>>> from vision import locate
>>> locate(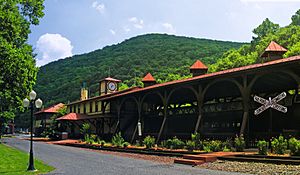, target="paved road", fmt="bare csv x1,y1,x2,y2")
3,137,248,175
